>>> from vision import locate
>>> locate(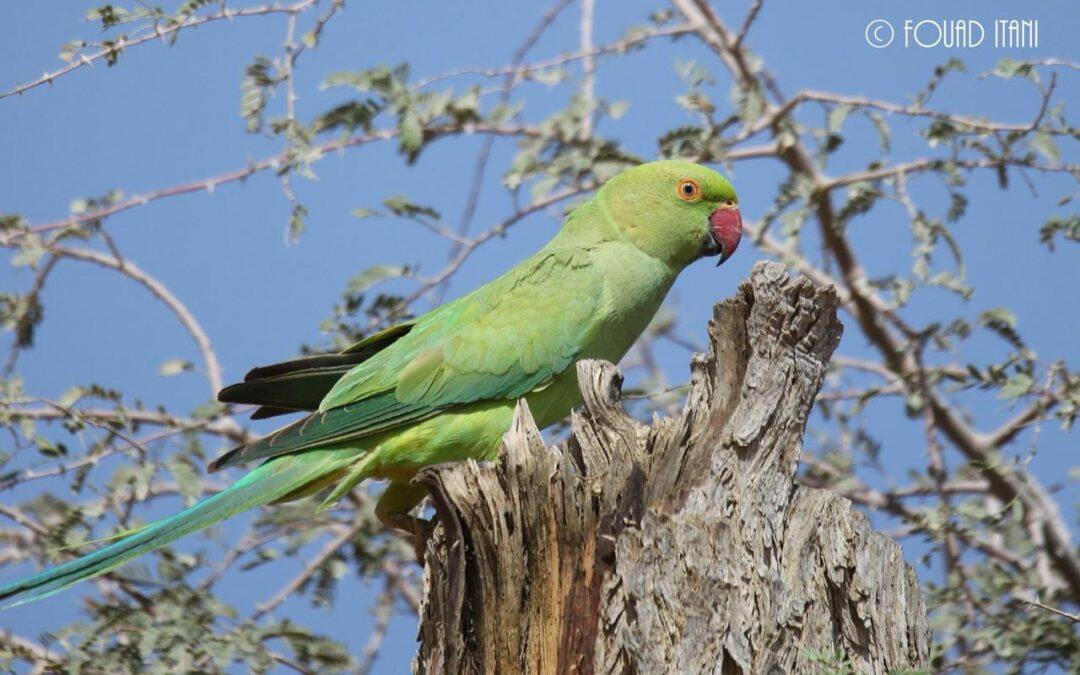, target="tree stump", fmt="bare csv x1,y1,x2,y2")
413,262,931,674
